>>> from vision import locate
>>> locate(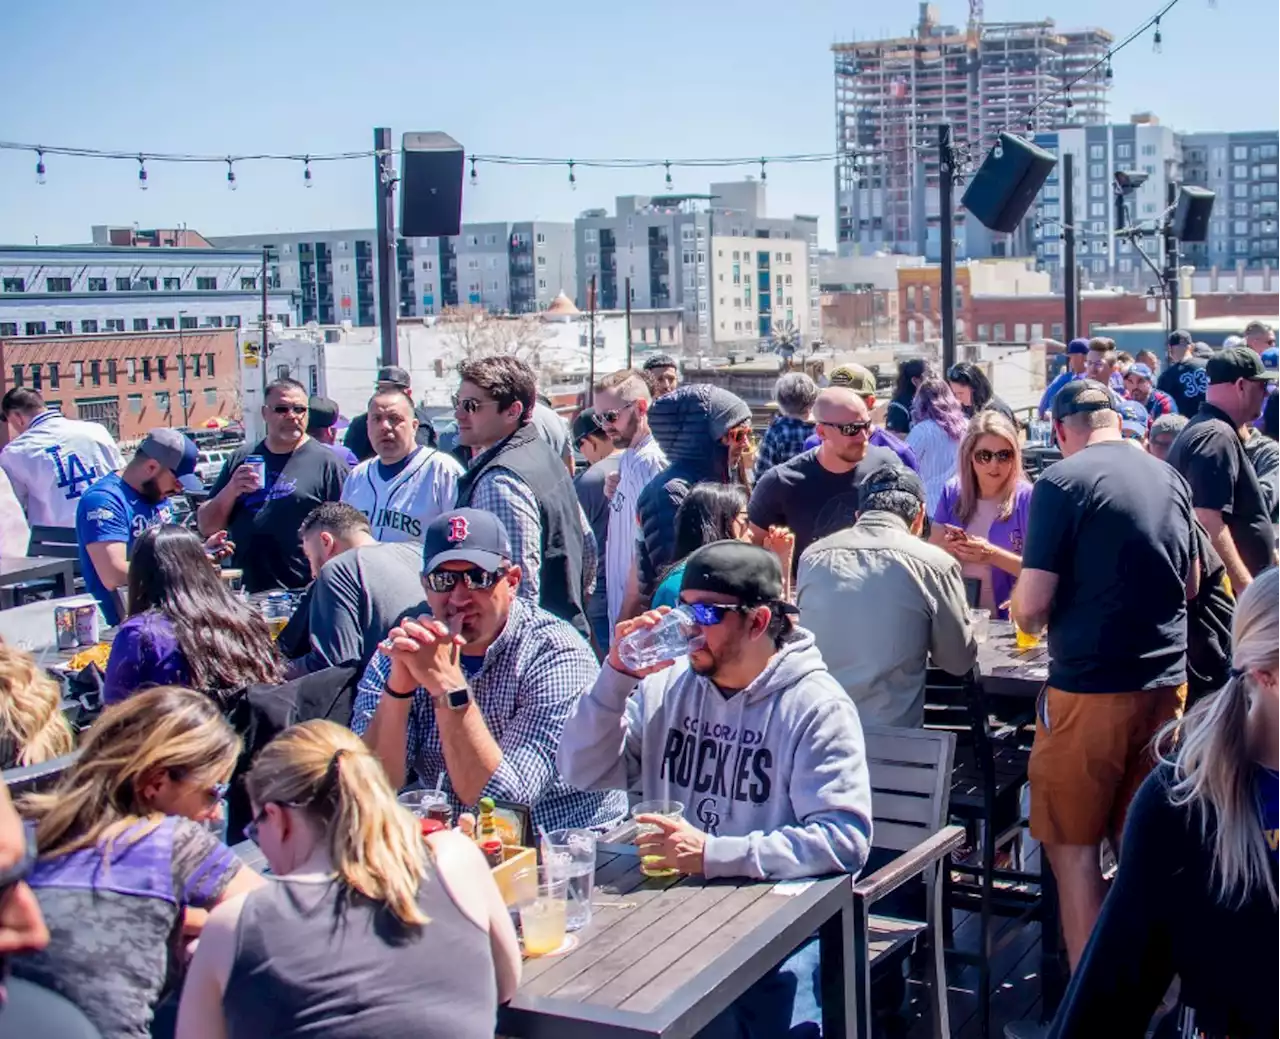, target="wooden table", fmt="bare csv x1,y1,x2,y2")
0,555,76,609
